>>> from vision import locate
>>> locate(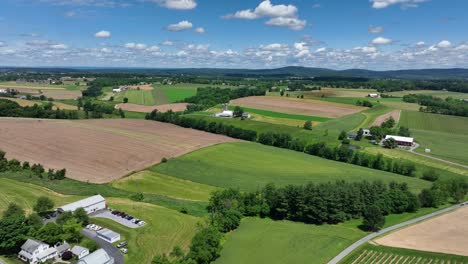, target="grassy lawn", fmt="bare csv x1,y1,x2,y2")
215,217,366,264
412,129,468,165
115,90,155,105
152,142,431,193
91,198,199,264
0,178,79,214
161,87,196,103
111,170,219,201
341,244,468,264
